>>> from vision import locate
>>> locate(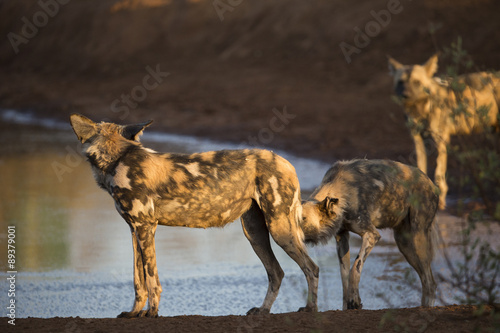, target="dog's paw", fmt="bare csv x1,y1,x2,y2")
118,309,157,318
137,310,148,317
246,307,270,315
144,309,159,318
117,311,140,319
346,299,363,310
297,305,318,313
